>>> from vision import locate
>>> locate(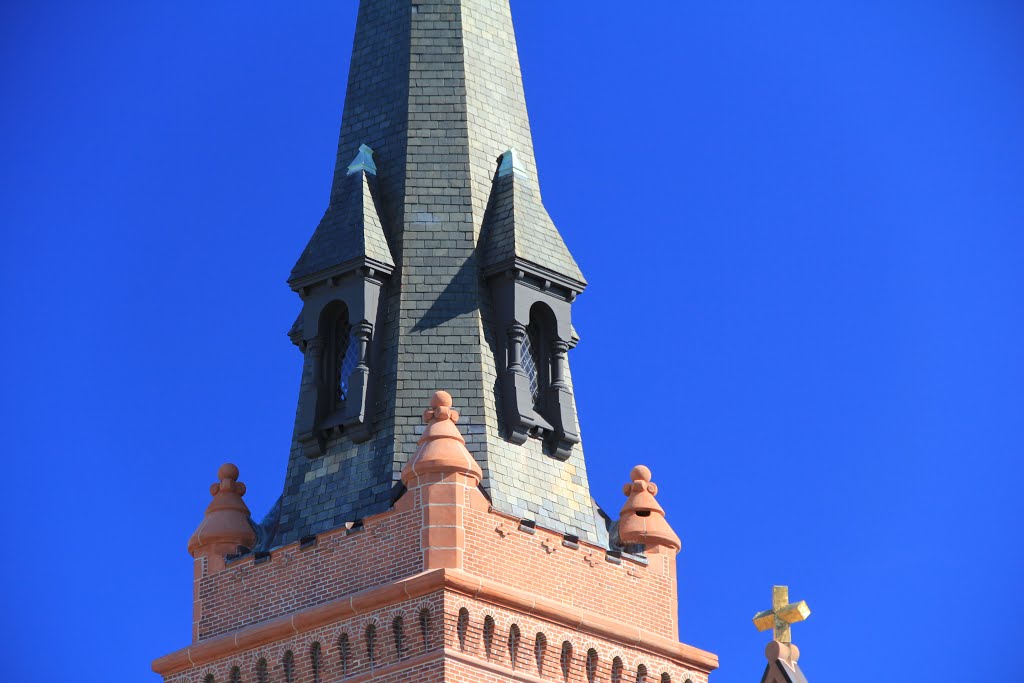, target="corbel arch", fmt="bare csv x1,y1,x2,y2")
363,621,379,666
456,607,472,652
416,603,434,650
482,614,497,659
334,630,353,676
534,631,549,676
